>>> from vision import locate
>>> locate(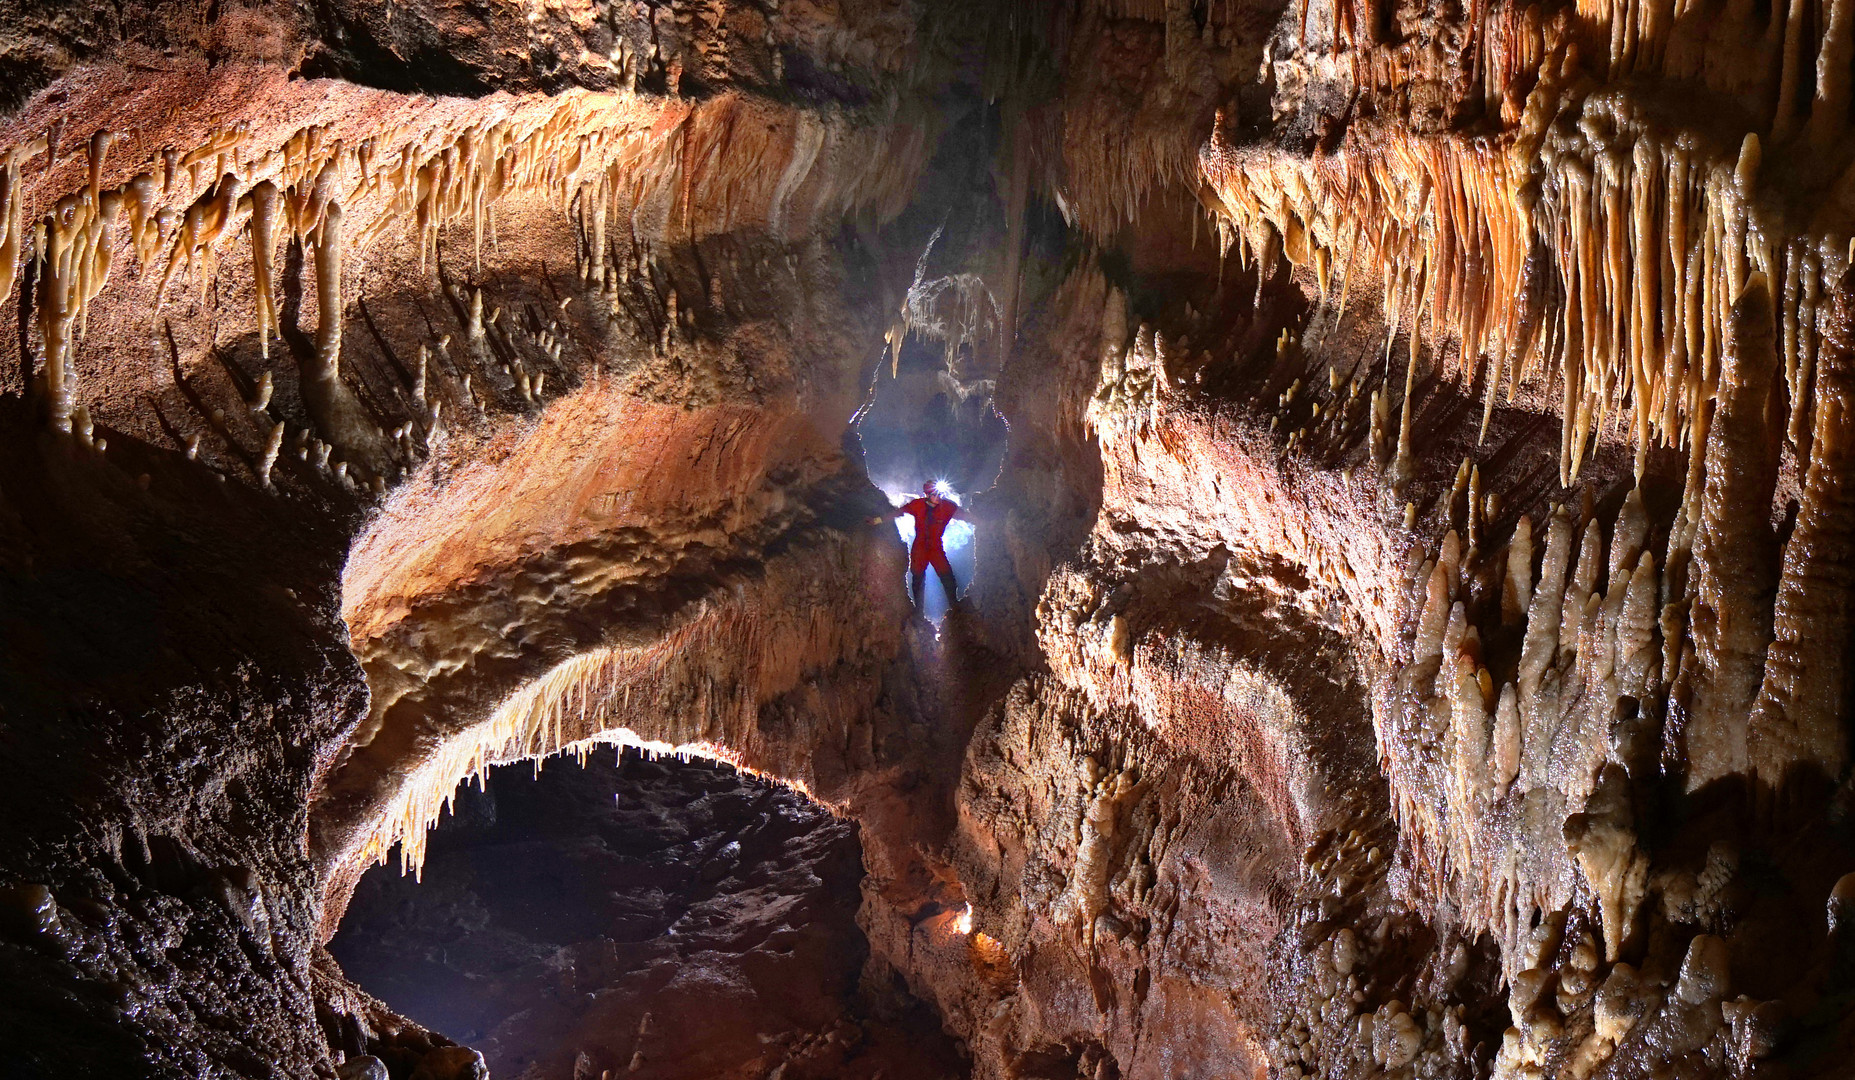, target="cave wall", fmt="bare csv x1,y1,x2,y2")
4,0,1855,1078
